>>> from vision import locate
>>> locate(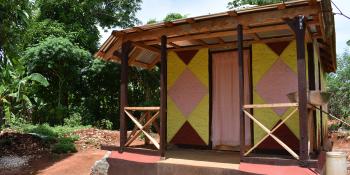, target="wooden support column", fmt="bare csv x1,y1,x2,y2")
237,24,245,159
160,35,167,157
286,16,309,163
120,41,131,152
